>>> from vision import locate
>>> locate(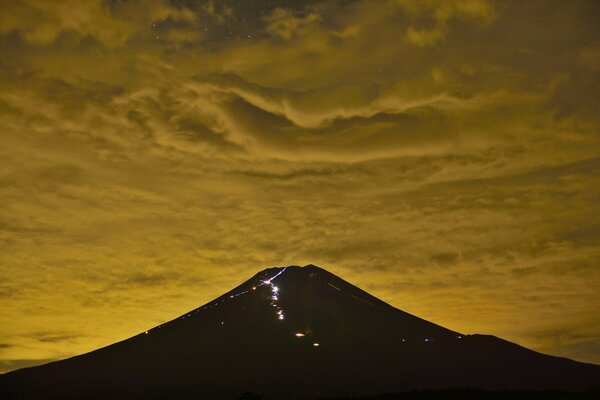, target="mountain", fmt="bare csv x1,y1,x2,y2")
1,264,599,399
